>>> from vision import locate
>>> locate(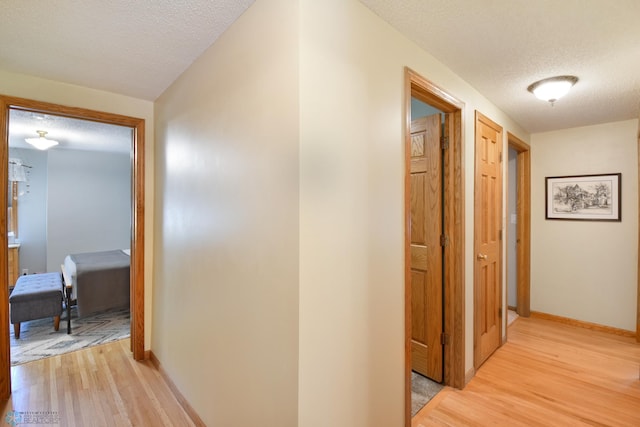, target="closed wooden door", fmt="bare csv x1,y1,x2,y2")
410,113,443,382
474,112,503,369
